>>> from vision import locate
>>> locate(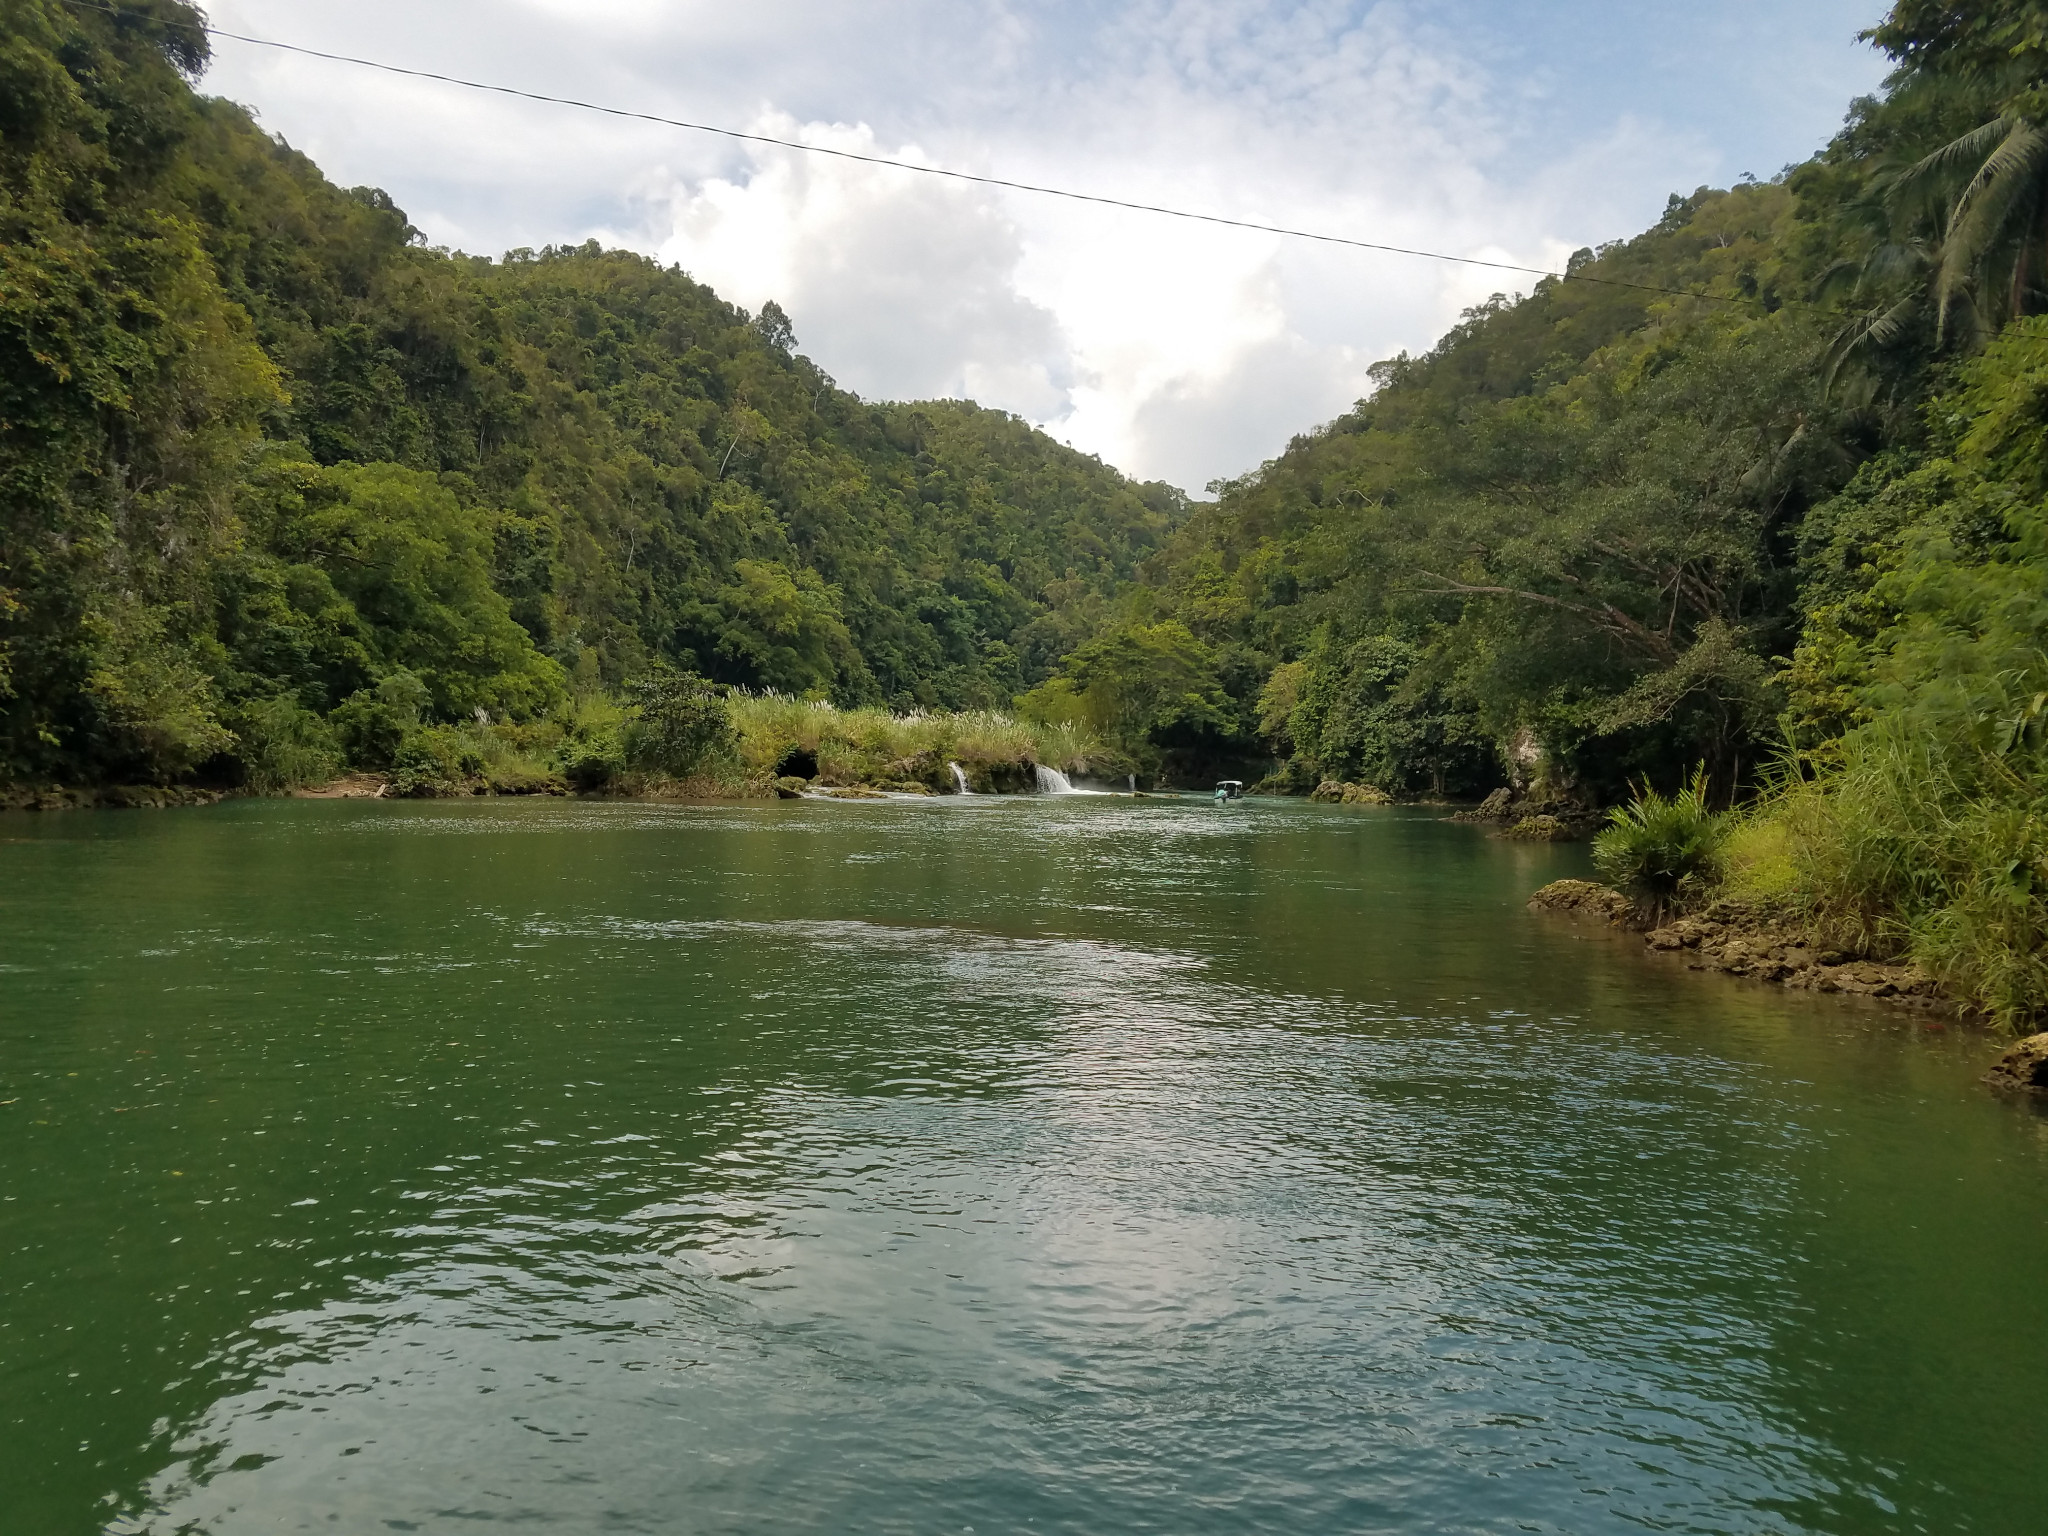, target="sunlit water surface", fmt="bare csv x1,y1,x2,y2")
2,796,2045,1534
